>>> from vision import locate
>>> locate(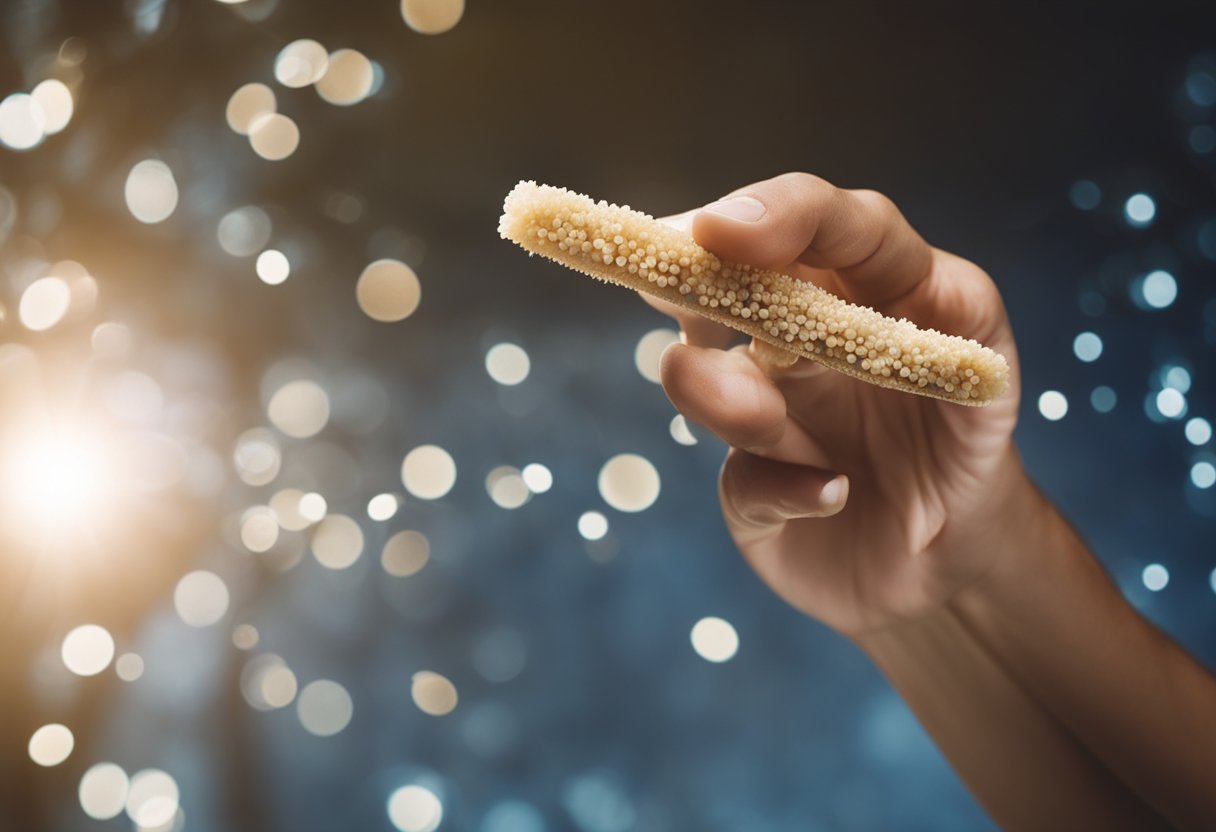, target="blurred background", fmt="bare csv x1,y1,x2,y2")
1,0,1214,830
